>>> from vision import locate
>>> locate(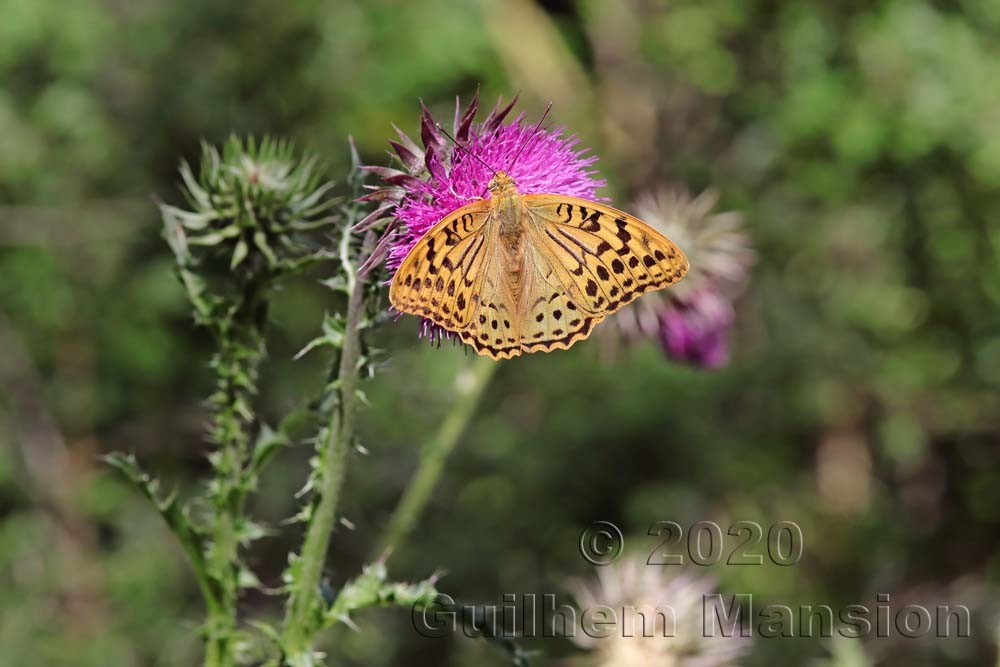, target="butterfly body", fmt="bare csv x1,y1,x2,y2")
489,172,524,235
390,172,689,360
